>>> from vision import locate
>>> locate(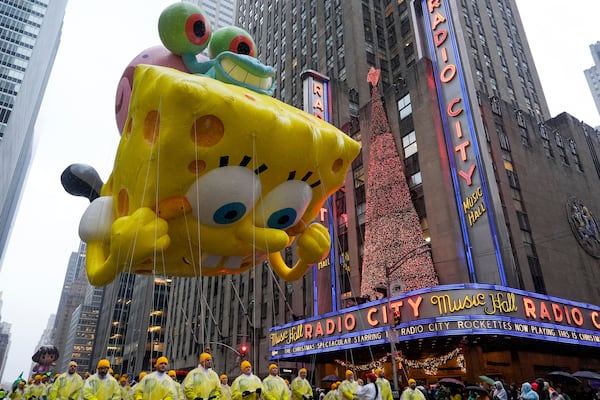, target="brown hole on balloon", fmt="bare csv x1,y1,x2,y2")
144,110,160,143
188,160,206,174
106,178,114,194
125,118,133,139
244,93,257,101
117,189,129,217
191,115,224,147
332,158,344,173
